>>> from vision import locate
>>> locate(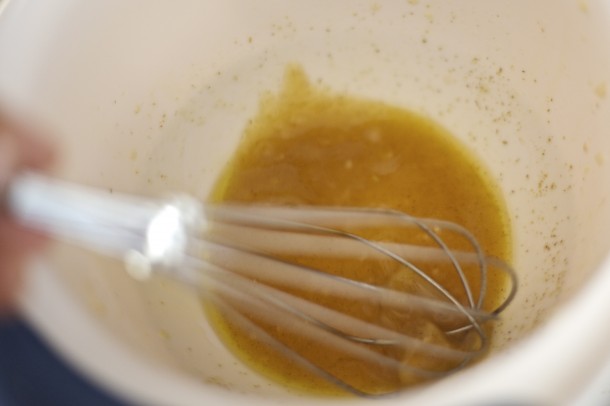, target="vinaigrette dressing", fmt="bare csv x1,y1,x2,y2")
205,66,512,396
